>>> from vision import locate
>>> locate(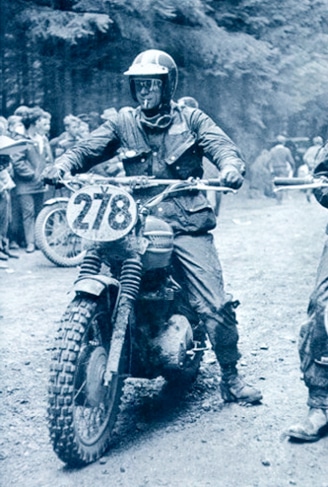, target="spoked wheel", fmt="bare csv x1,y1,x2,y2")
48,296,126,466
35,201,86,267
